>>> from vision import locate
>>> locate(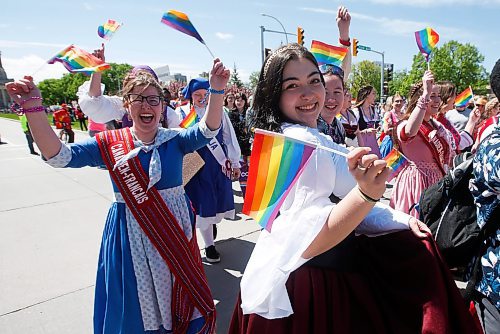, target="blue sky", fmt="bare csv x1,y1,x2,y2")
1,0,499,83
